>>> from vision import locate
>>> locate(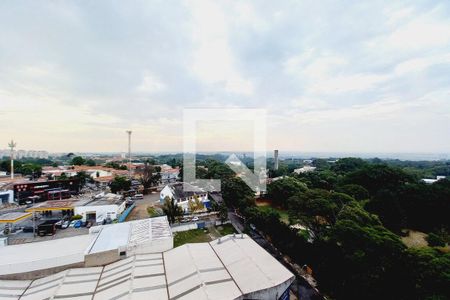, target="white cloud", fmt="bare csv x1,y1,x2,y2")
0,1,449,153
188,0,254,96
137,71,165,93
